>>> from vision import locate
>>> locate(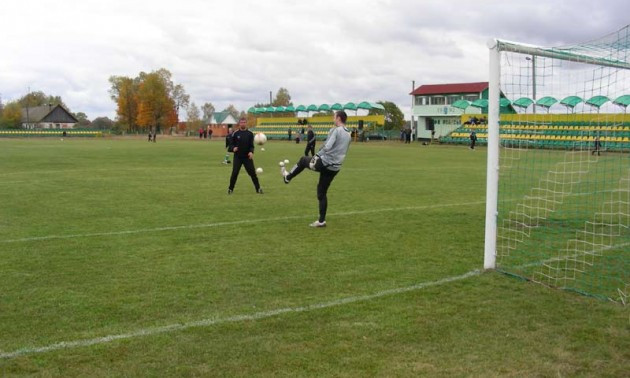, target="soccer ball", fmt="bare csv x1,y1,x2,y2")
278,161,285,167
261,147,265,151
284,159,289,164
256,167,263,174
254,133,267,145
